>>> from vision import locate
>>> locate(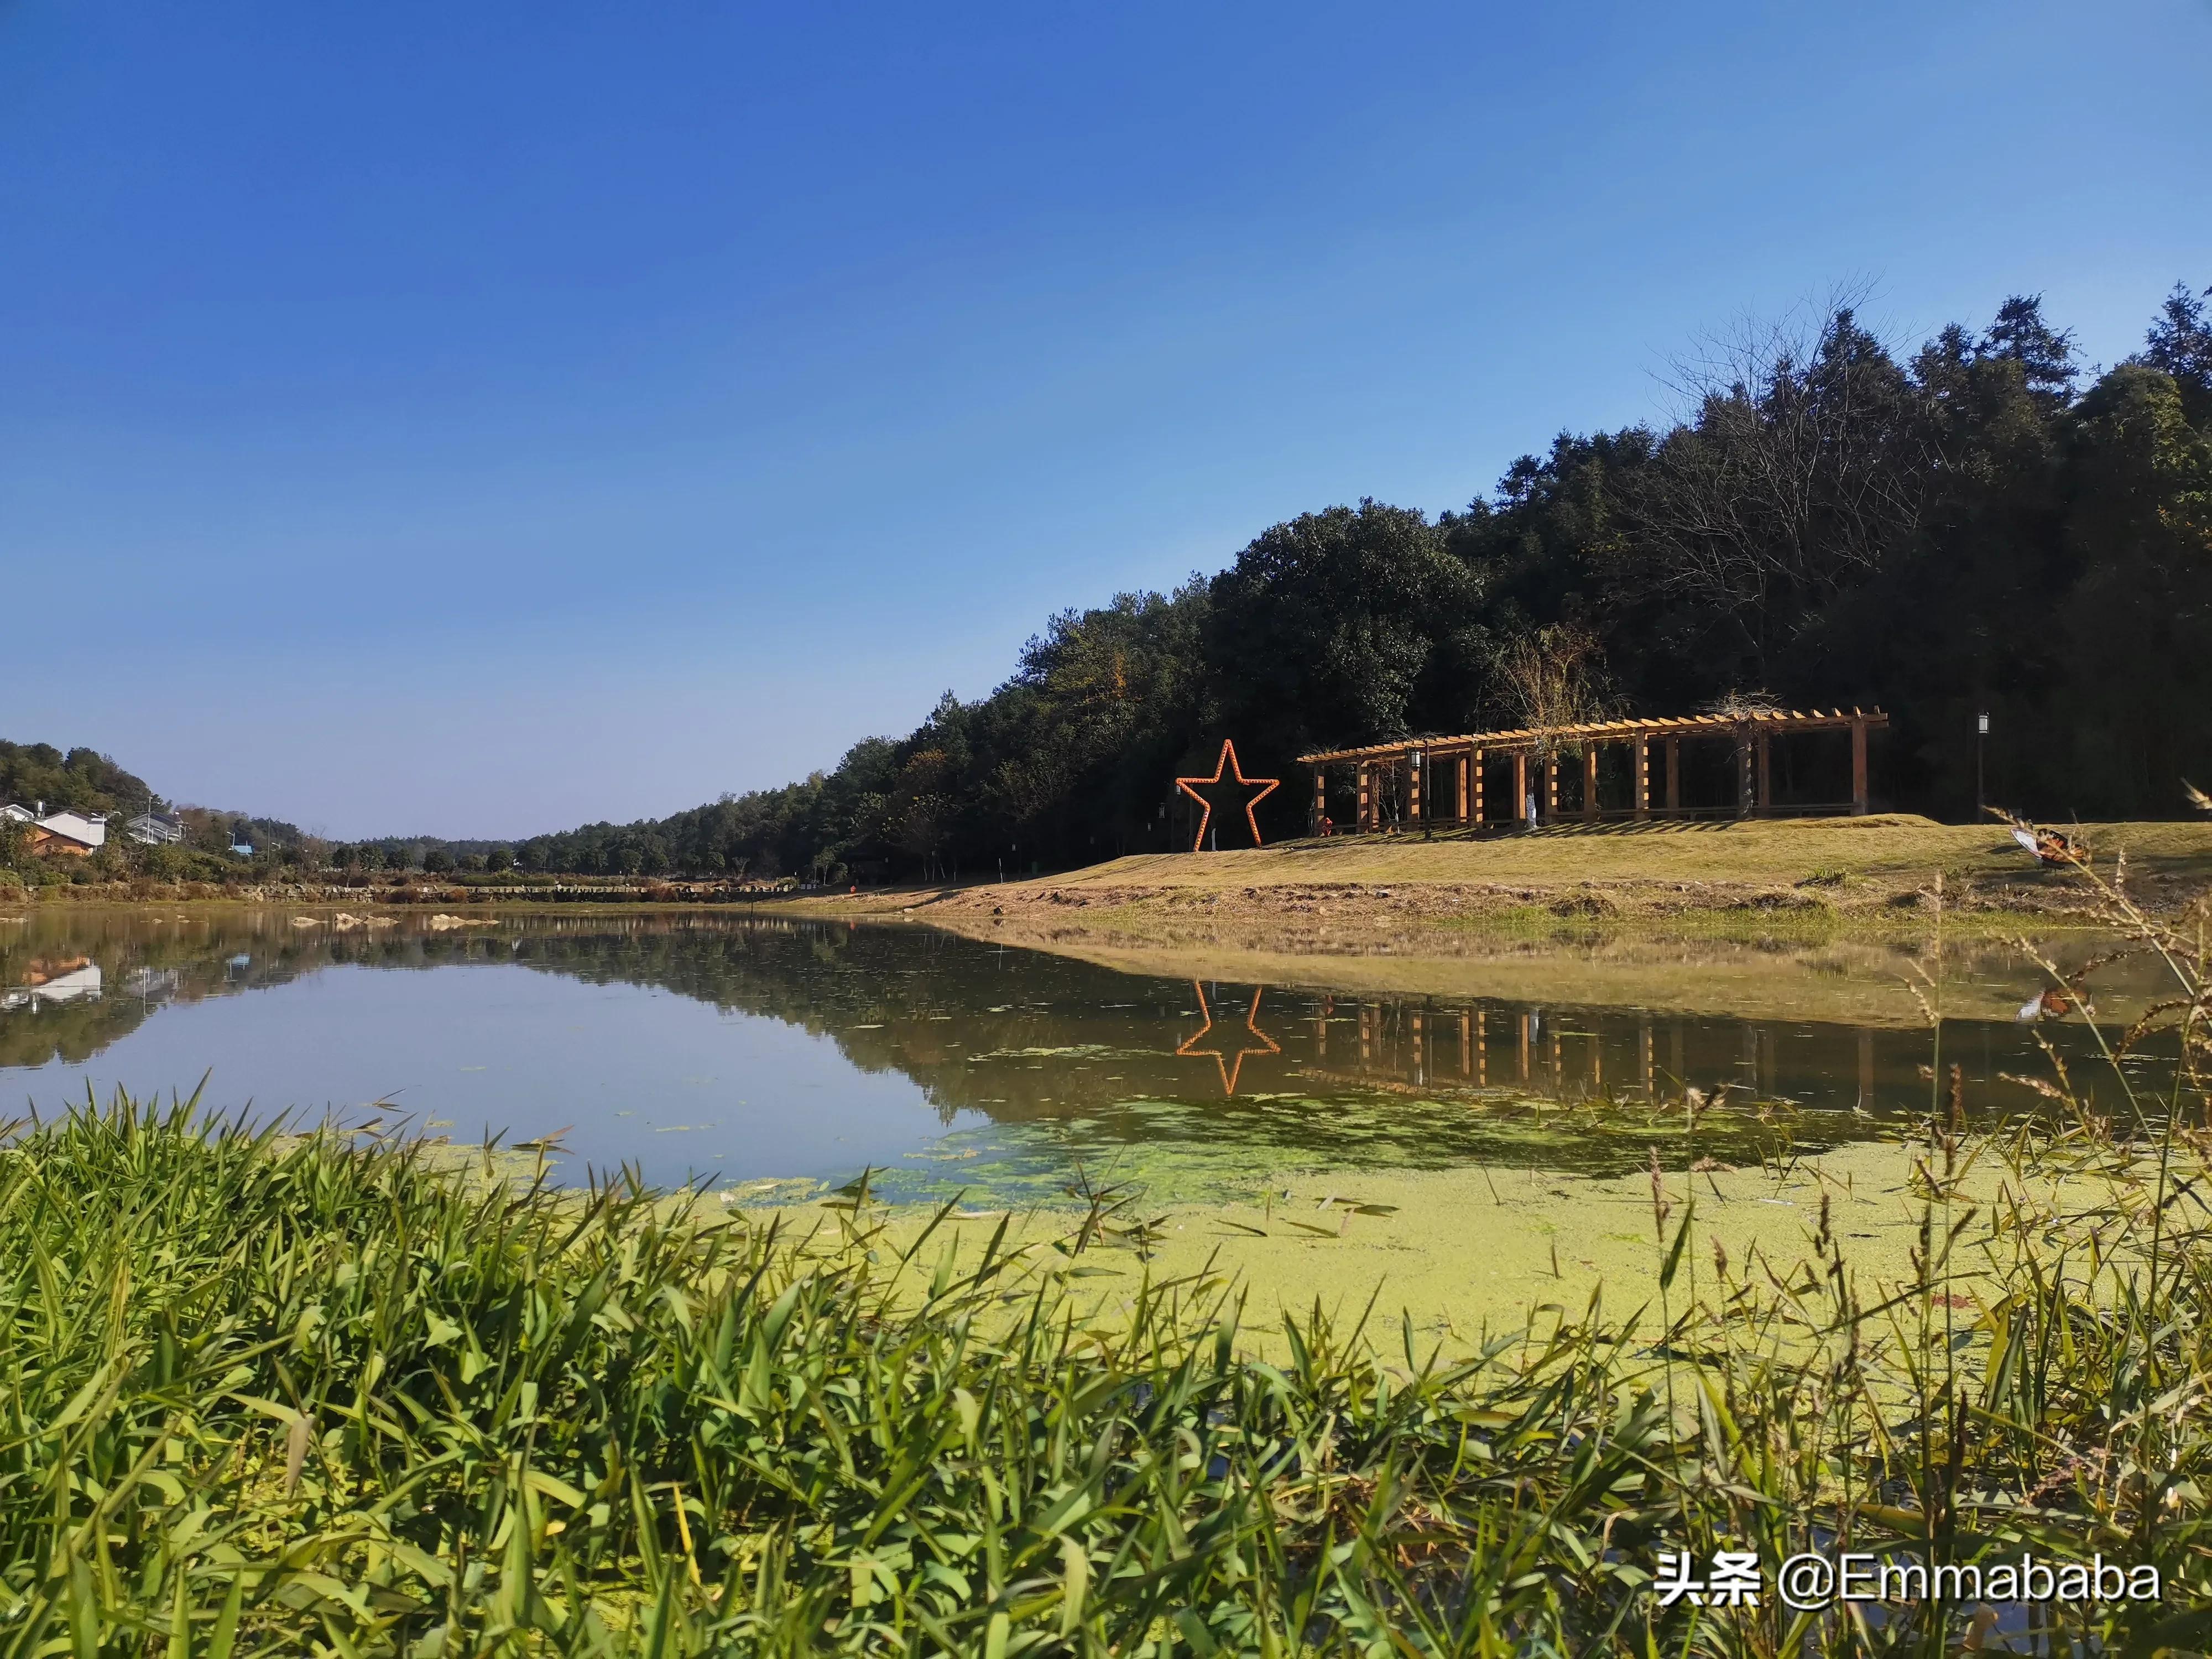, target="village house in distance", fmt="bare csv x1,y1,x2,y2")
0,801,111,855
125,810,185,846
